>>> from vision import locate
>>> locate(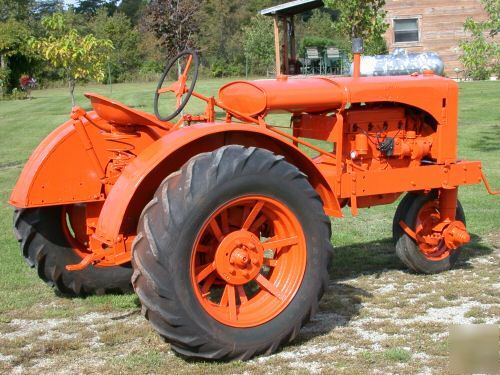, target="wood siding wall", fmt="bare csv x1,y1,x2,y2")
383,0,489,76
